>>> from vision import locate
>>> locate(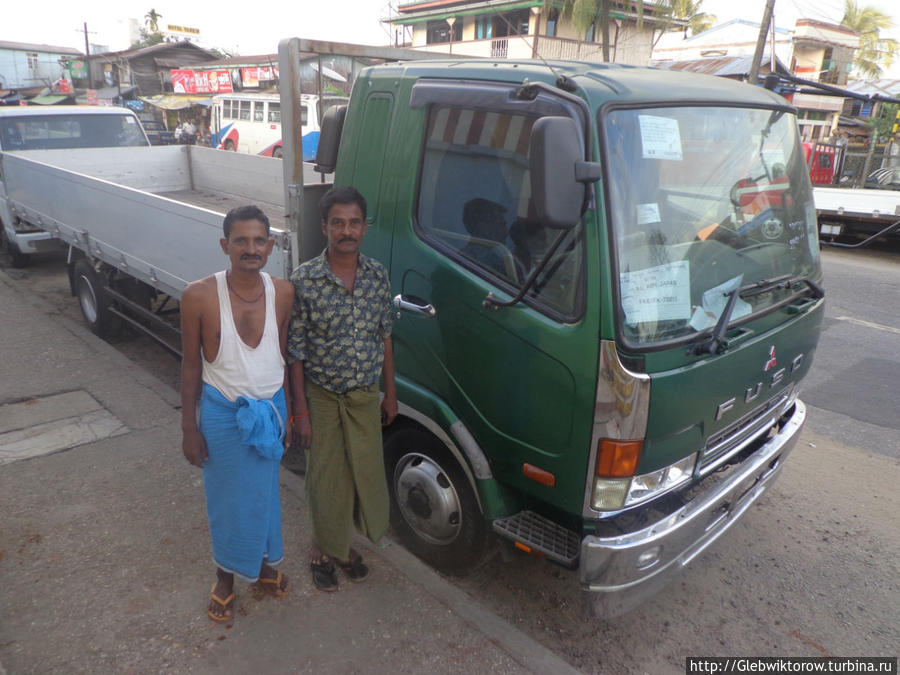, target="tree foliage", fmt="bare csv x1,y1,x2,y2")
841,0,898,78
546,0,715,59
130,8,167,49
